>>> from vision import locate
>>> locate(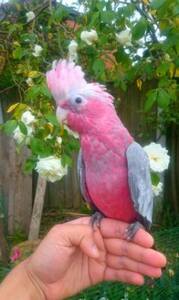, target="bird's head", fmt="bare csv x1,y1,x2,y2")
46,60,114,134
